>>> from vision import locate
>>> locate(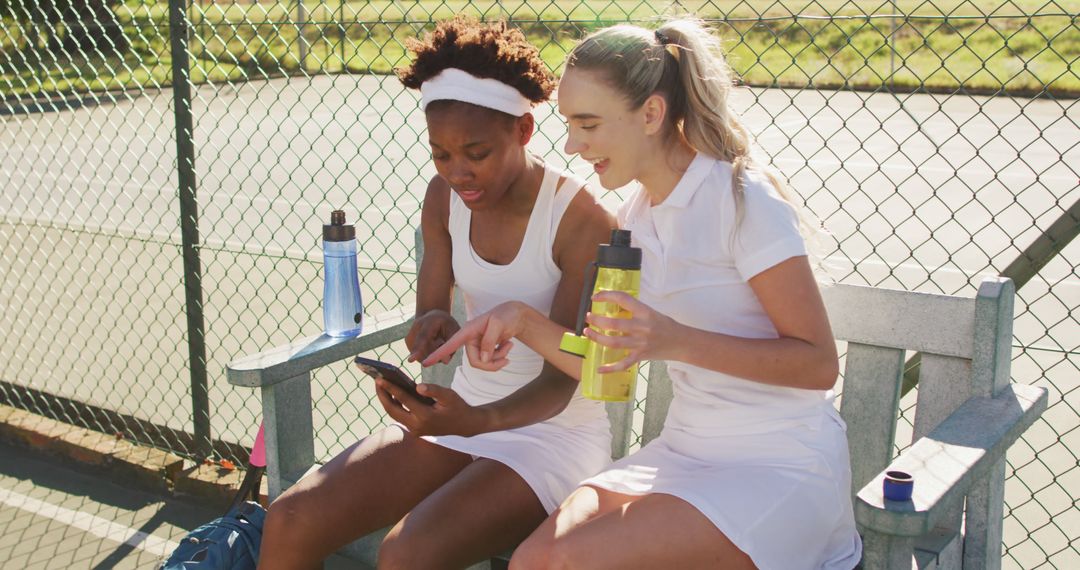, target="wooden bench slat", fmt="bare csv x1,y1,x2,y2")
840,342,905,492
606,400,633,461
641,360,672,448
913,354,973,444
912,353,975,544
823,284,976,358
